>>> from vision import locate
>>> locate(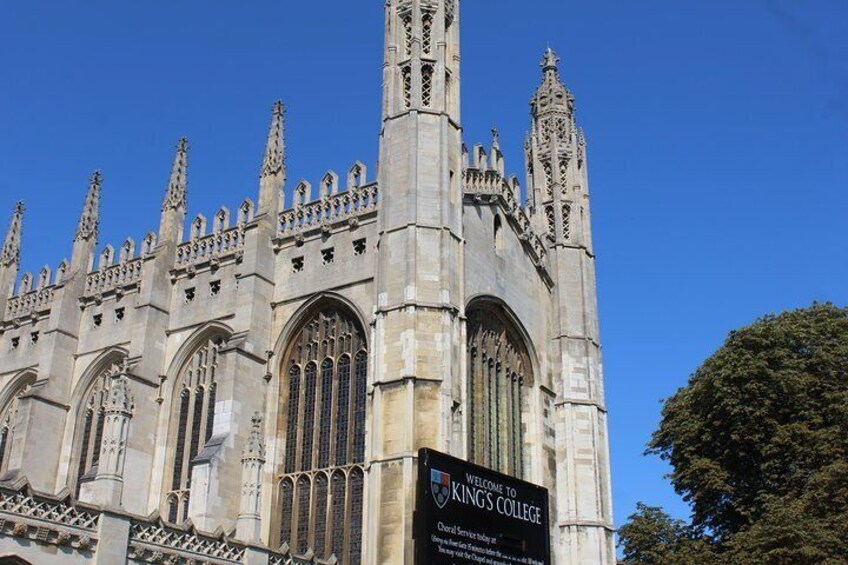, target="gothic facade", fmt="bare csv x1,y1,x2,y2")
0,1,614,563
